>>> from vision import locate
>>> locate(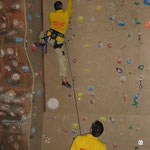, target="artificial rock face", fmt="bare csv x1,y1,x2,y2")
0,1,33,150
